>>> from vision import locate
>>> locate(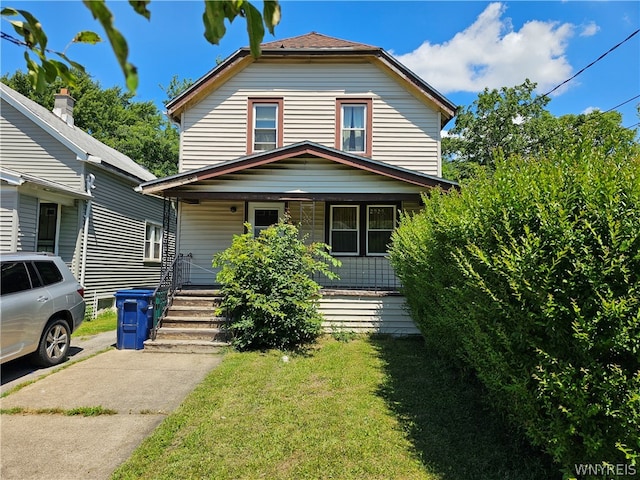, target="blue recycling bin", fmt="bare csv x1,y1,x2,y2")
115,289,154,350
